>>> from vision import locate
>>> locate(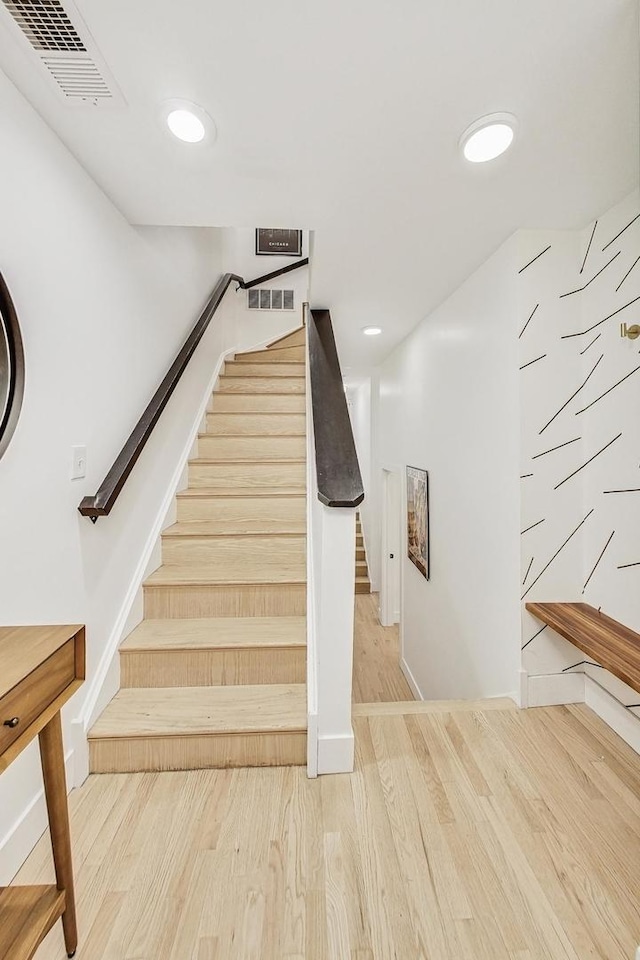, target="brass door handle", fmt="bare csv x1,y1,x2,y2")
3,717,19,728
